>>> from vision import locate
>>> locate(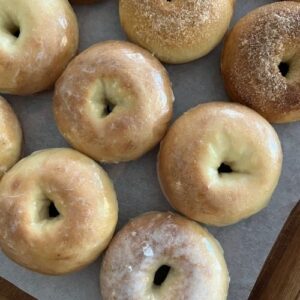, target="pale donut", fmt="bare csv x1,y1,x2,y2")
0,96,22,177
158,102,283,226
0,0,79,95
221,2,300,123
100,212,229,300
119,0,235,64
54,41,174,163
0,148,118,275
